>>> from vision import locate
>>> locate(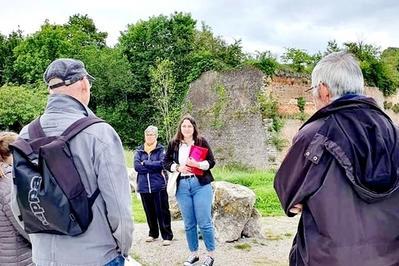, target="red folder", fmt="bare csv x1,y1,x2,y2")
189,145,208,176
